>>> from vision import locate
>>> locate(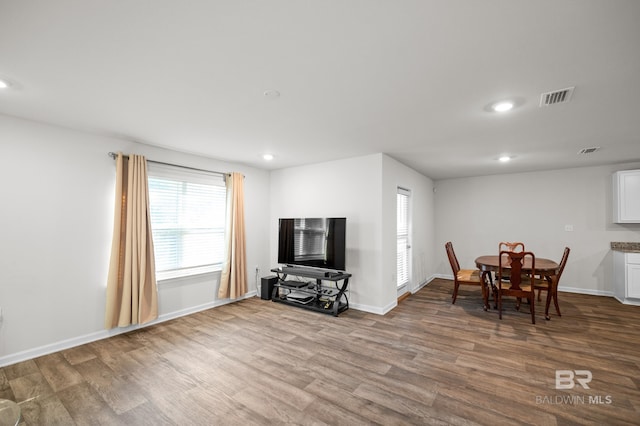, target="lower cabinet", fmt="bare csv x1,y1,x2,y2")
627,260,640,299
613,251,640,305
